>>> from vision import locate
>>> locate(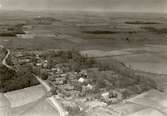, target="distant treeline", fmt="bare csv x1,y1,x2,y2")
0,24,25,37
142,26,167,34
125,21,161,25
83,30,136,35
